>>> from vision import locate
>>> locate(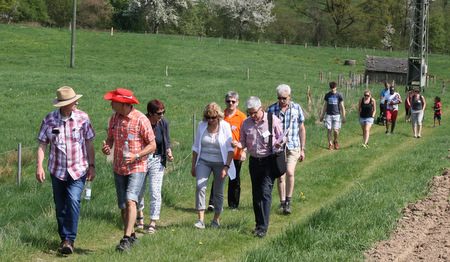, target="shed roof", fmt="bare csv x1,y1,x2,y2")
365,56,407,74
